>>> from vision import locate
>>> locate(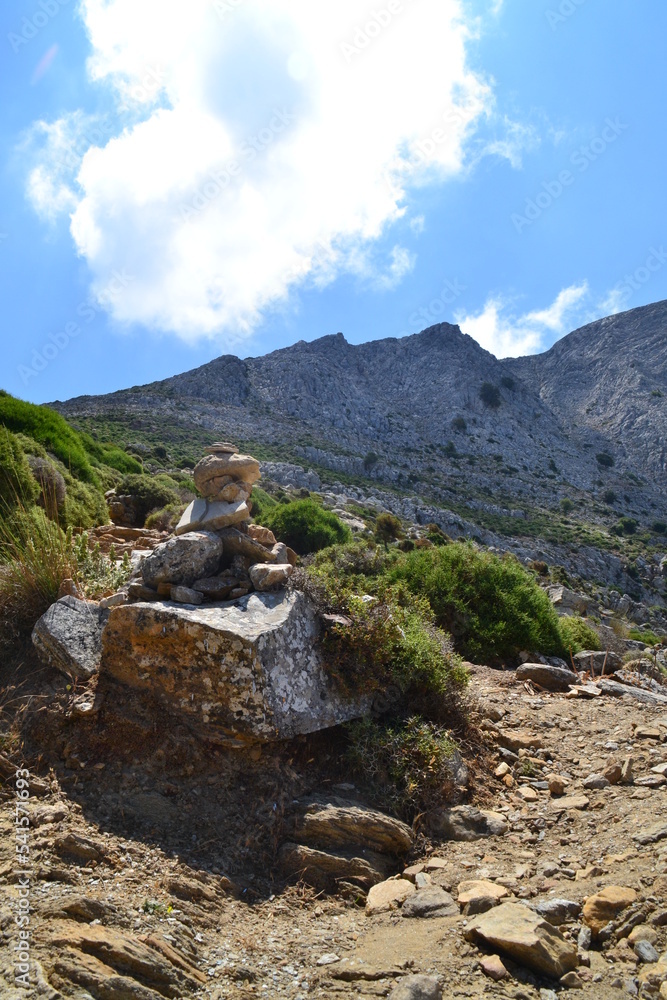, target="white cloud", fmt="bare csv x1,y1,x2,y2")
24,0,503,342
456,282,589,358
